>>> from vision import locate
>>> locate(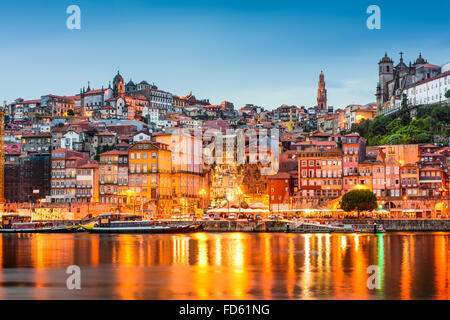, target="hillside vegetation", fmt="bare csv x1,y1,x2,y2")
353,94,450,146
